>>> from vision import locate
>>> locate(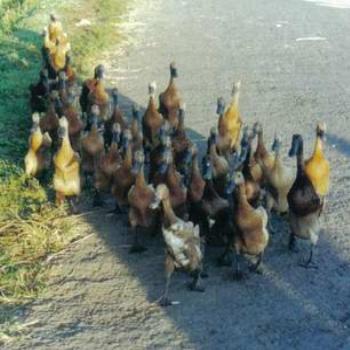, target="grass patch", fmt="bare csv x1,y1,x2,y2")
0,0,131,343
